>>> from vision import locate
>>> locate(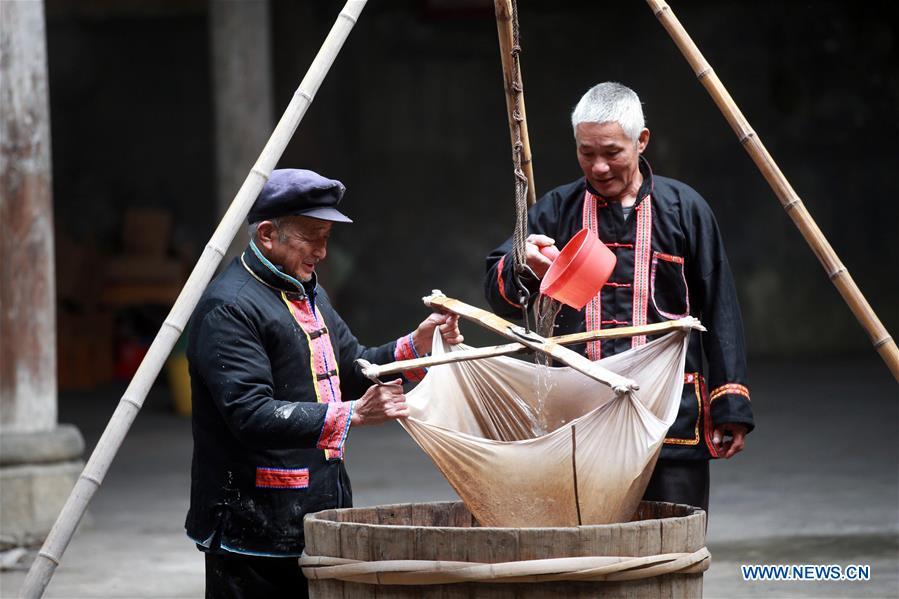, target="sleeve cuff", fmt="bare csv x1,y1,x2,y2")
394,334,427,382
316,401,355,455
496,254,523,308
709,384,755,433
709,383,750,403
